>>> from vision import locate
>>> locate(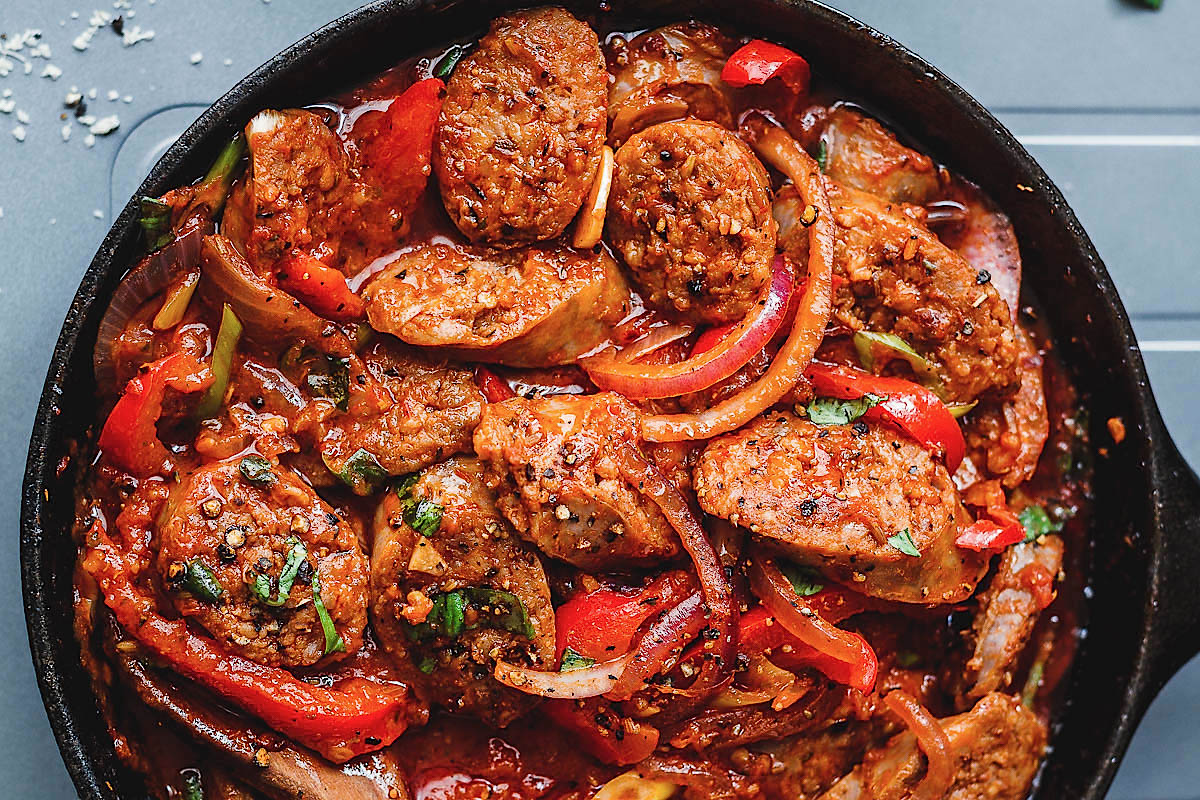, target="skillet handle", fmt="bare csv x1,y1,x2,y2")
1146,436,1200,694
